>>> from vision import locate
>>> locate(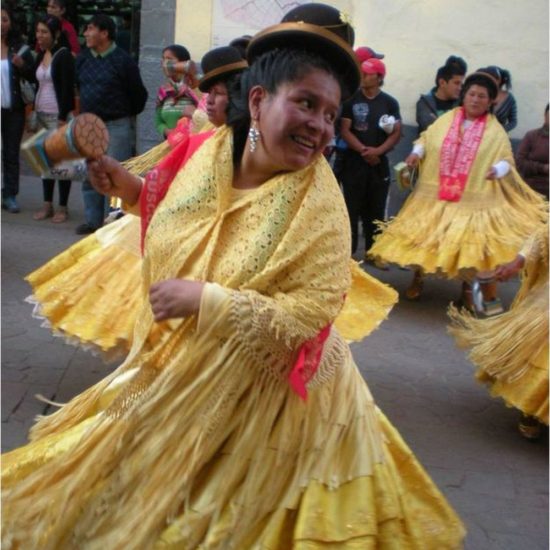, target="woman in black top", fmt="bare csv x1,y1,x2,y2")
1,7,35,213
485,65,518,133
32,14,75,223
